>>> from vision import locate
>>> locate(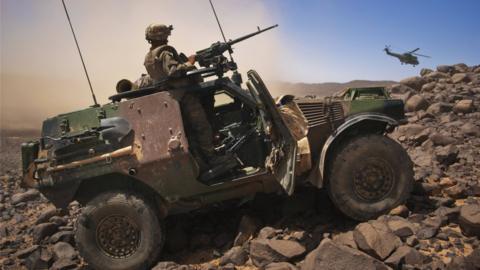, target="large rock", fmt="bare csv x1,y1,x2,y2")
11,189,39,205
384,246,425,268
459,204,480,237
421,81,436,92
302,239,389,270
219,246,248,266
353,220,402,260
453,99,474,113
250,239,306,268
405,95,429,112
420,68,433,77
400,76,427,91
